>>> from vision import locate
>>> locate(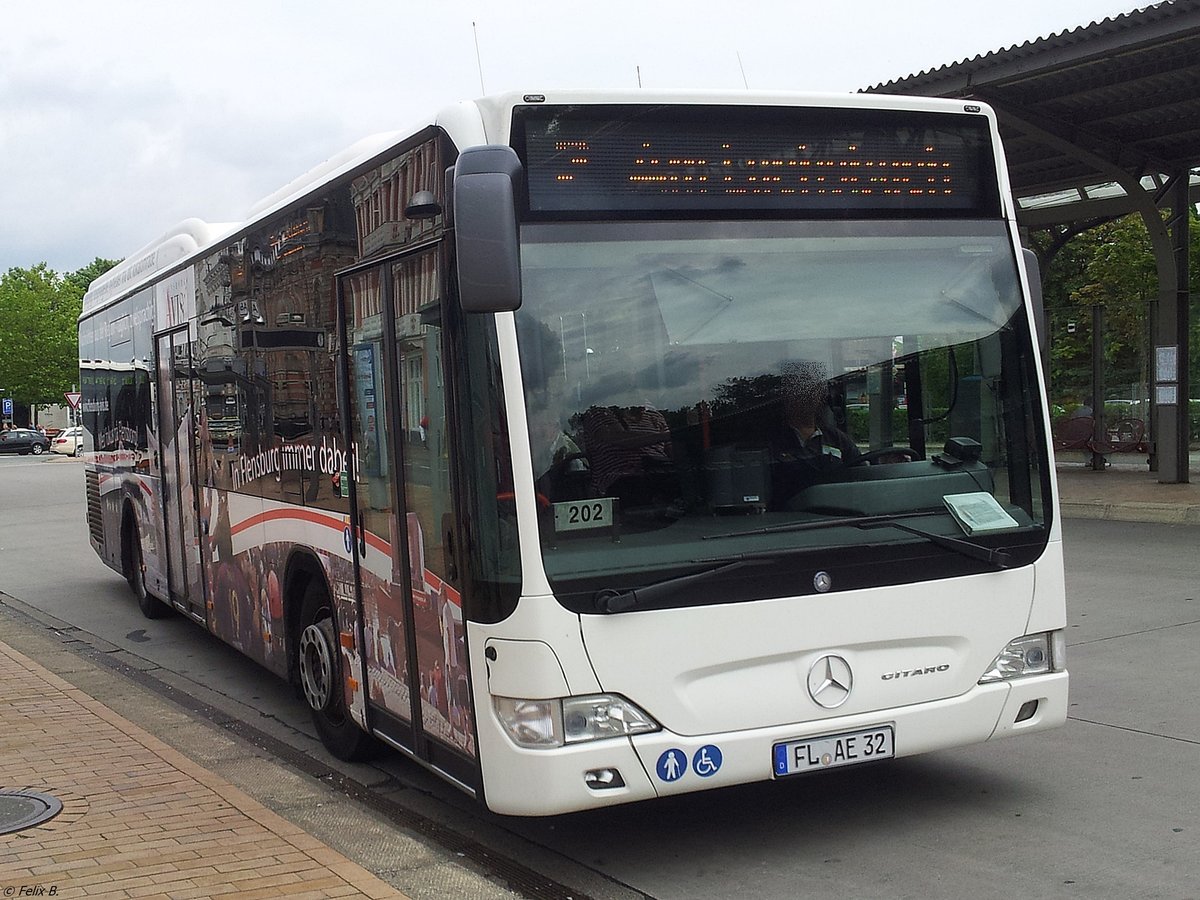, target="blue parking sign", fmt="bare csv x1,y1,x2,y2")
2,398,11,417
